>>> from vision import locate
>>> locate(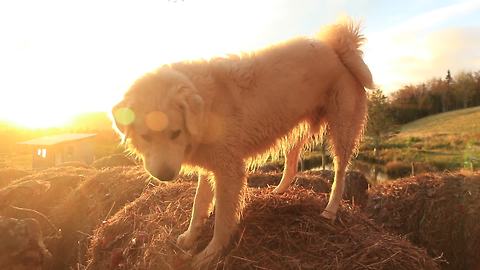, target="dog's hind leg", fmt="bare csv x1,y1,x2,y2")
322,82,367,220
273,136,308,194
177,173,215,250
